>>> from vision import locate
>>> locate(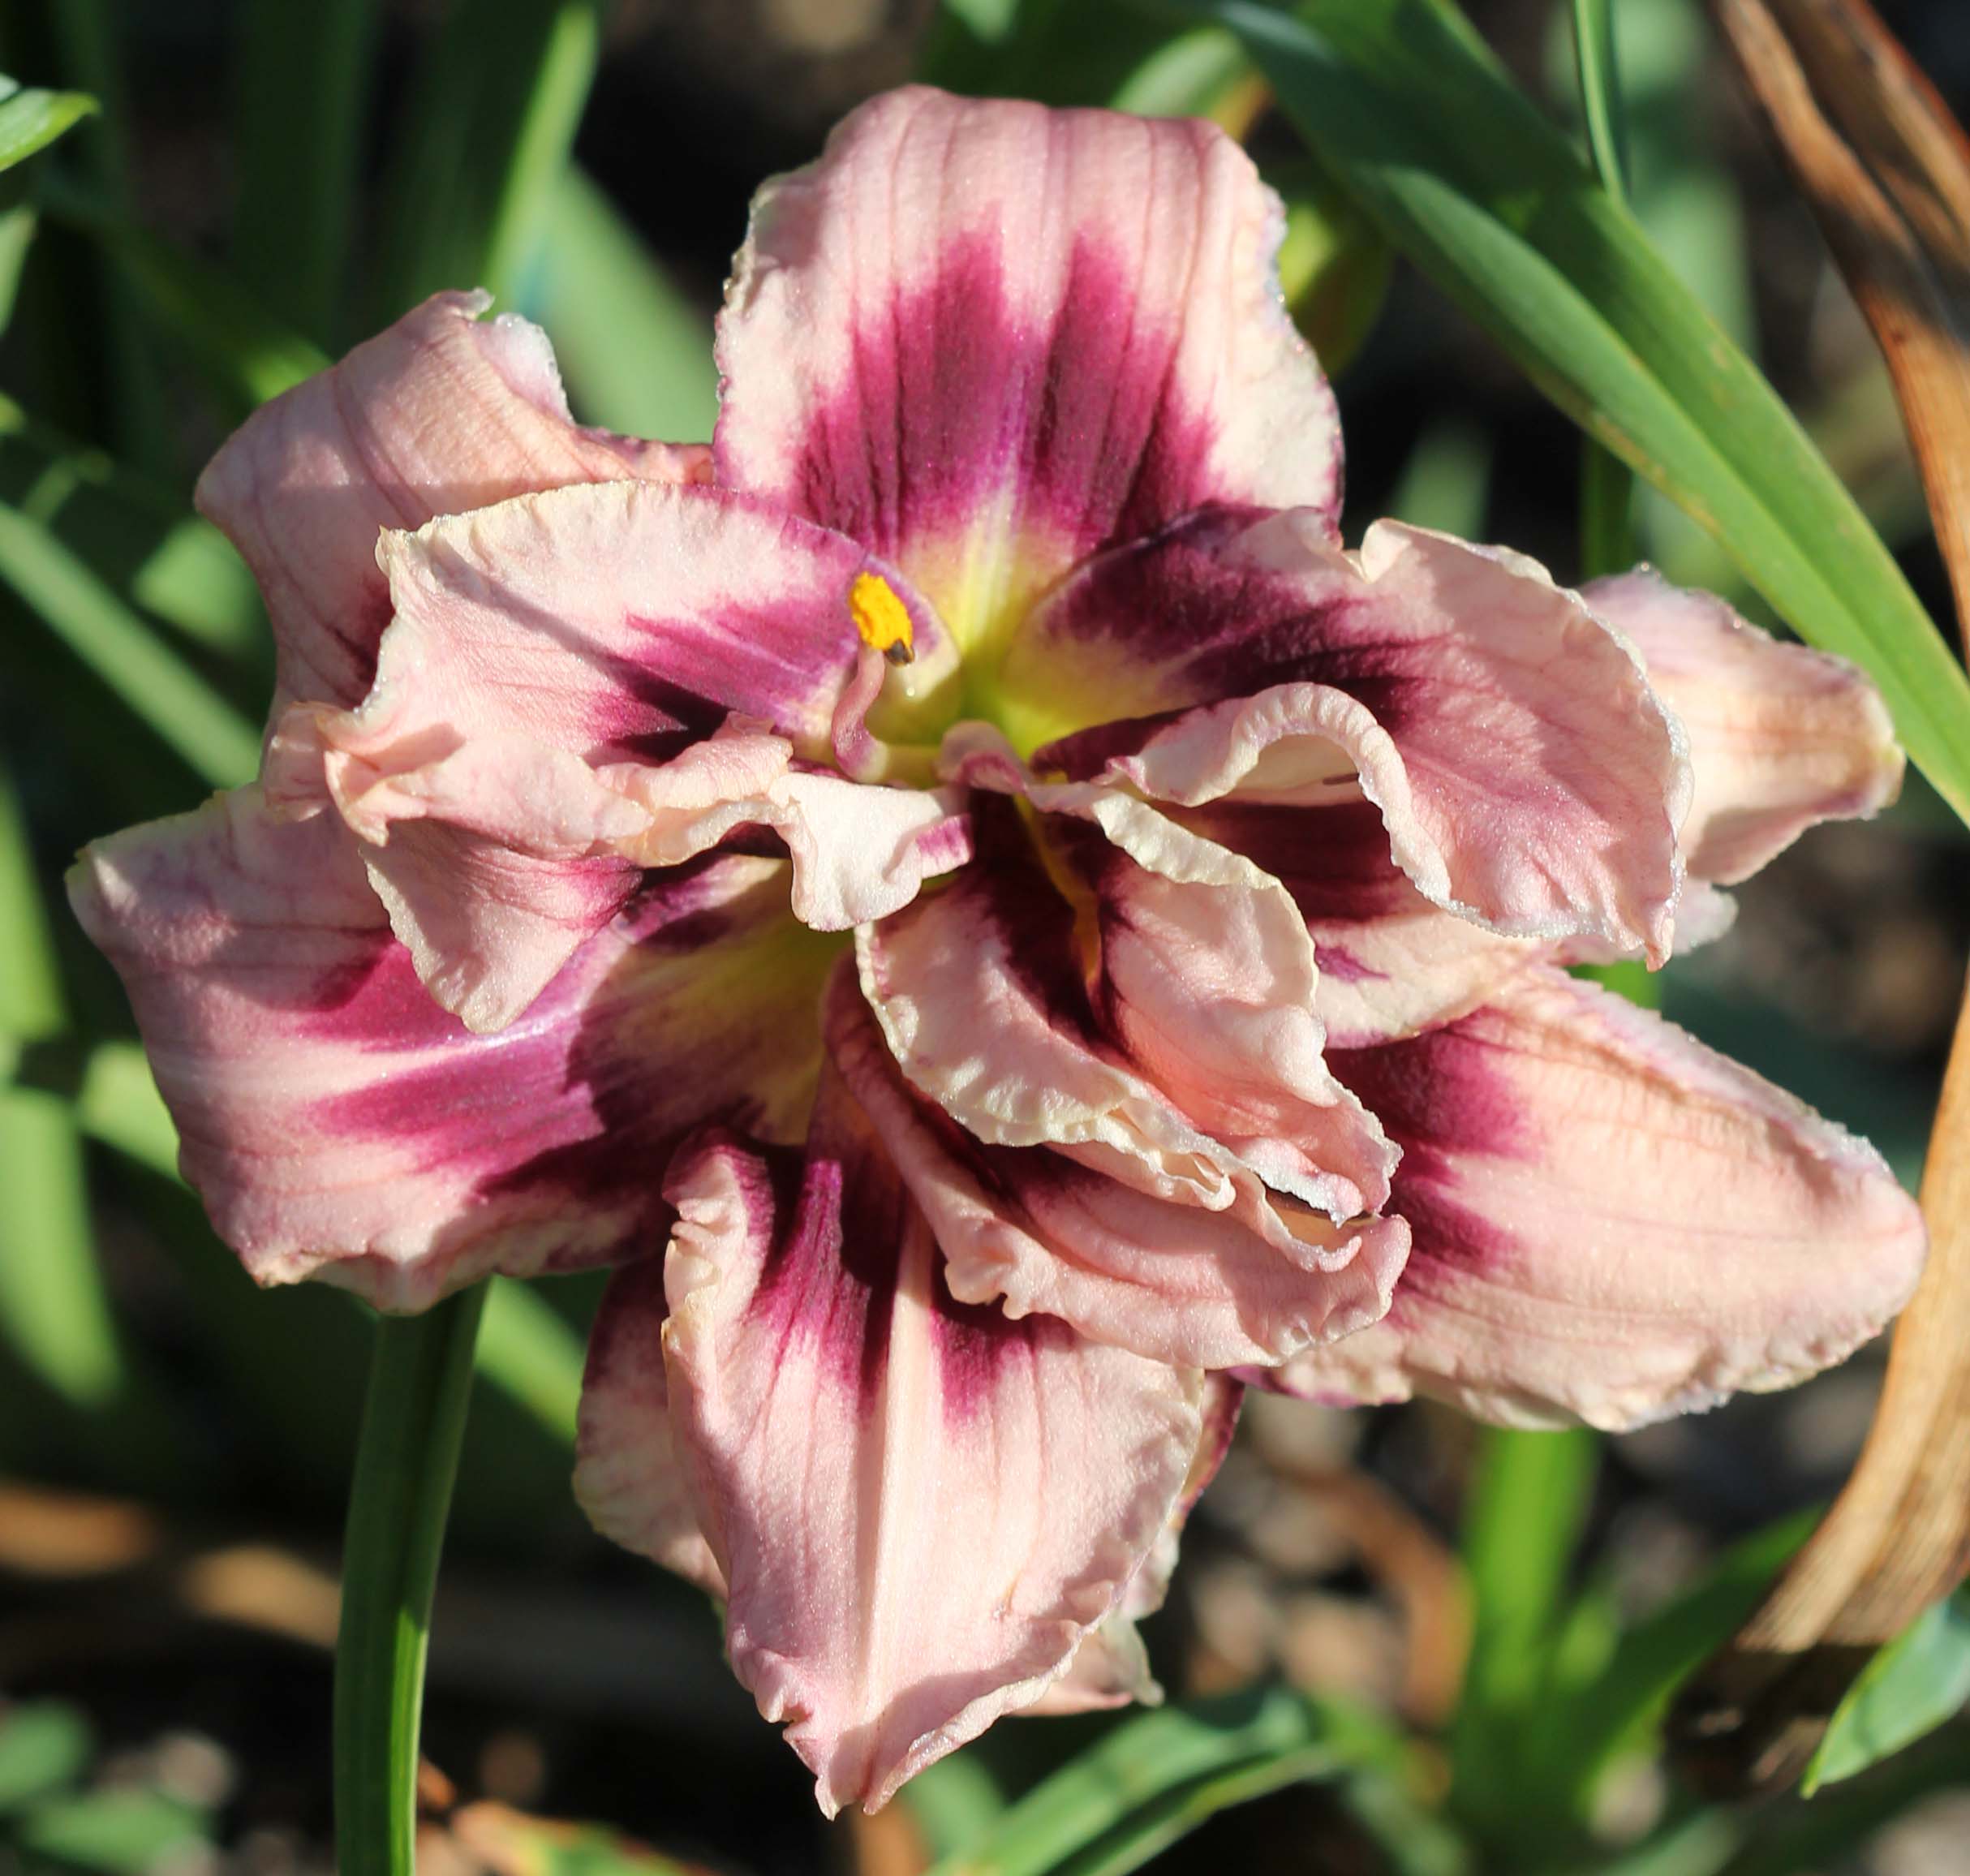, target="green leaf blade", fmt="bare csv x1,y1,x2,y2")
0,76,97,174
0,497,260,789
230,0,377,343
0,763,121,1409
927,1689,1374,1876
1803,1590,1970,1794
